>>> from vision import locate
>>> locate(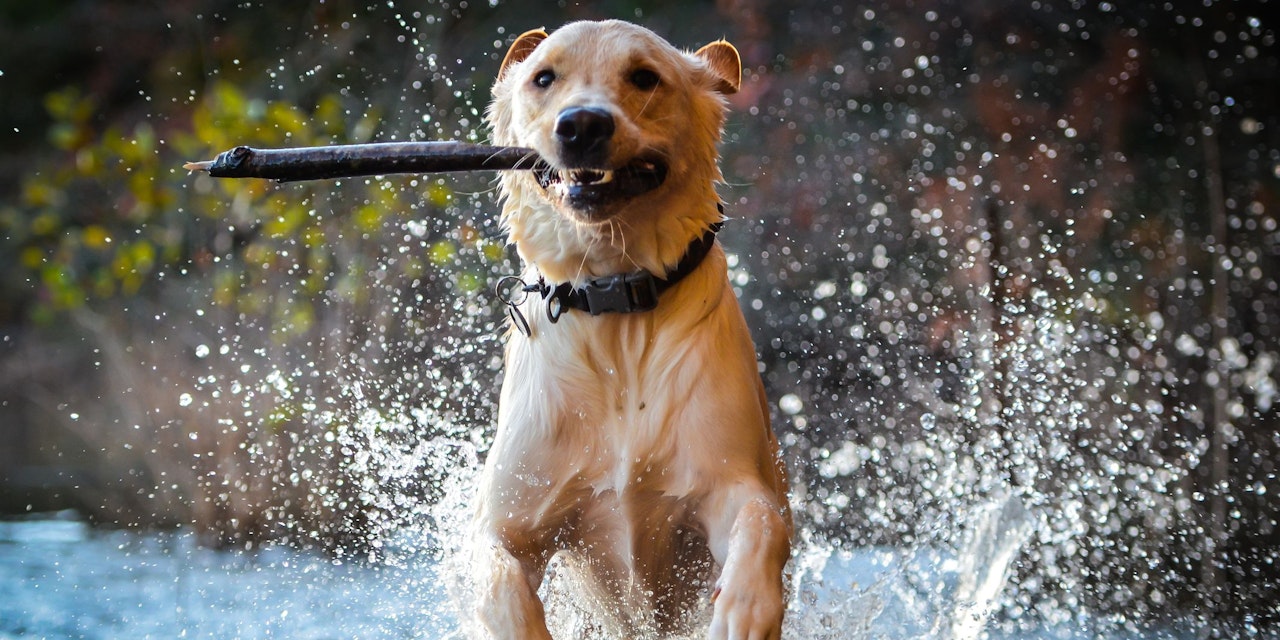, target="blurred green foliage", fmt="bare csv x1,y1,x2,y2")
0,0,516,330
0,77,505,330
